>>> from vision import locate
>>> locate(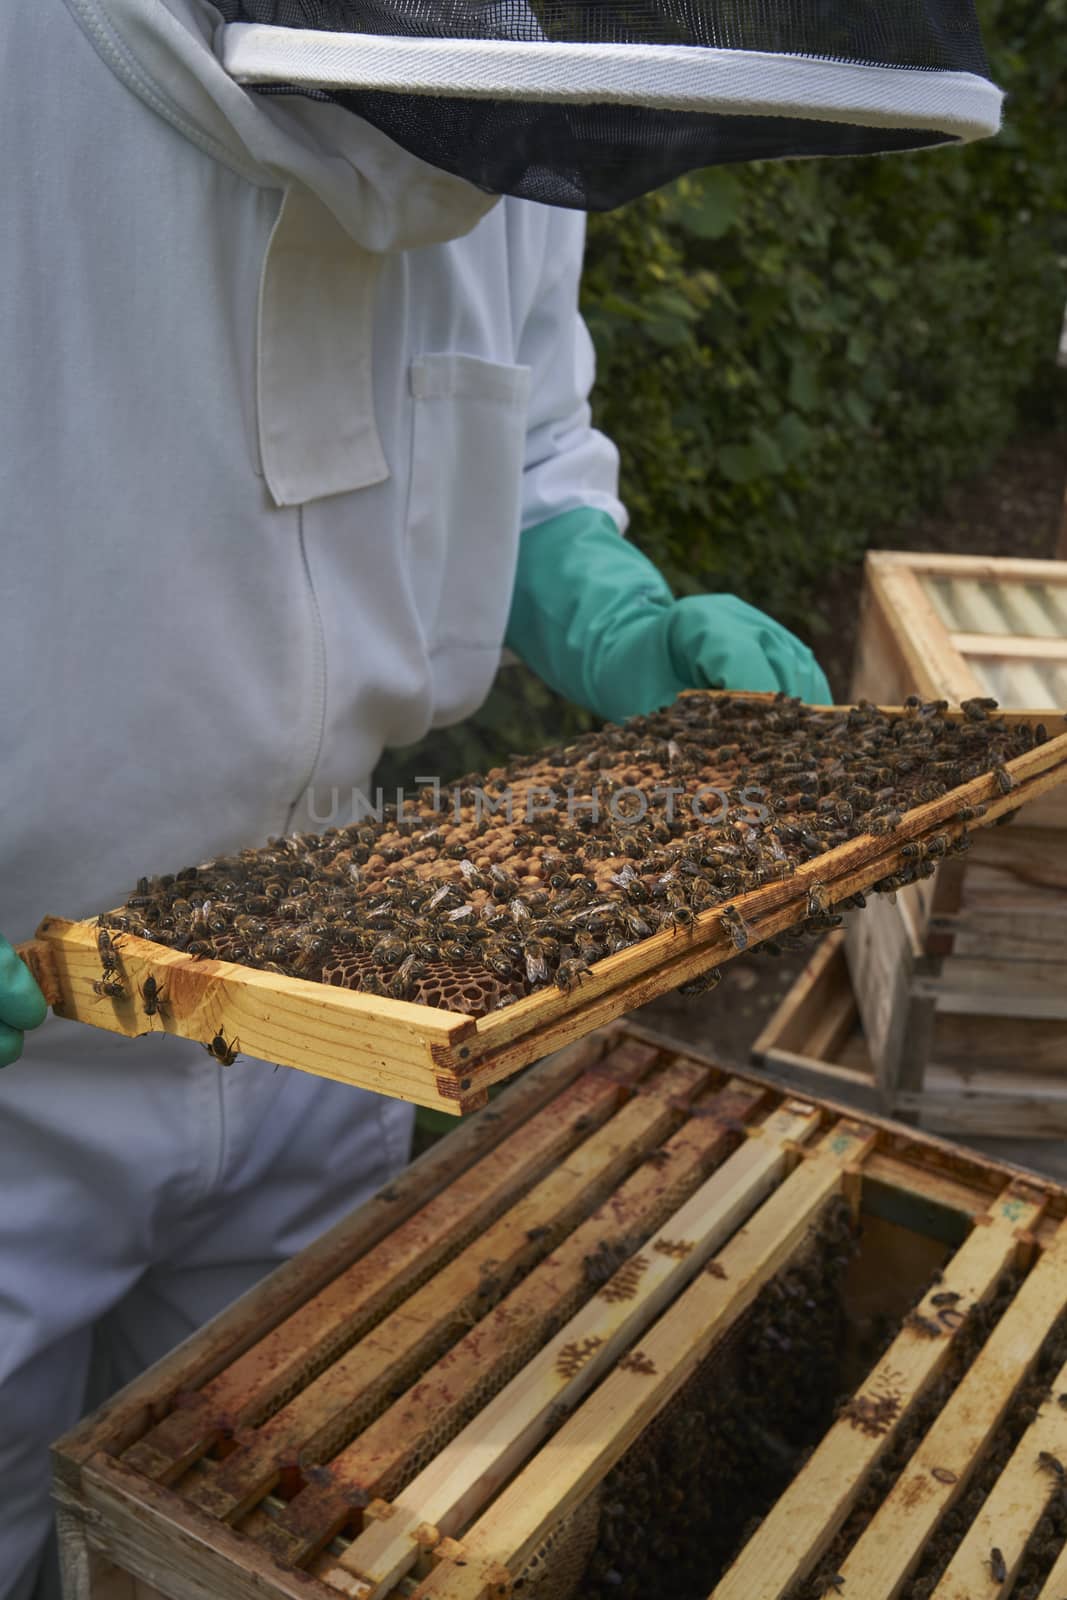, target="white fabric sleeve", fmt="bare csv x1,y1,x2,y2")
516,210,629,536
